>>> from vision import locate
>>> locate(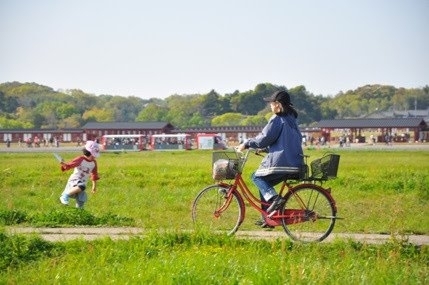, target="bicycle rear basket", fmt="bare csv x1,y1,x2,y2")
310,154,340,180
212,151,241,180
